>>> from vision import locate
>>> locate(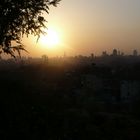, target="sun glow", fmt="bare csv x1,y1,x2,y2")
39,28,60,48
